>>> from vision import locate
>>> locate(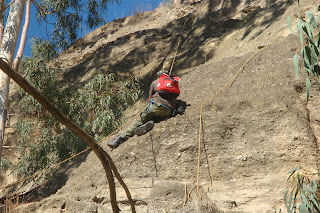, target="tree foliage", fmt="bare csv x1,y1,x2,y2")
68,73,141,140
35,0,121,50
283,168,320,213
2,40,142,177
282,2,320,210
30,37,57,61
287,1,320,100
